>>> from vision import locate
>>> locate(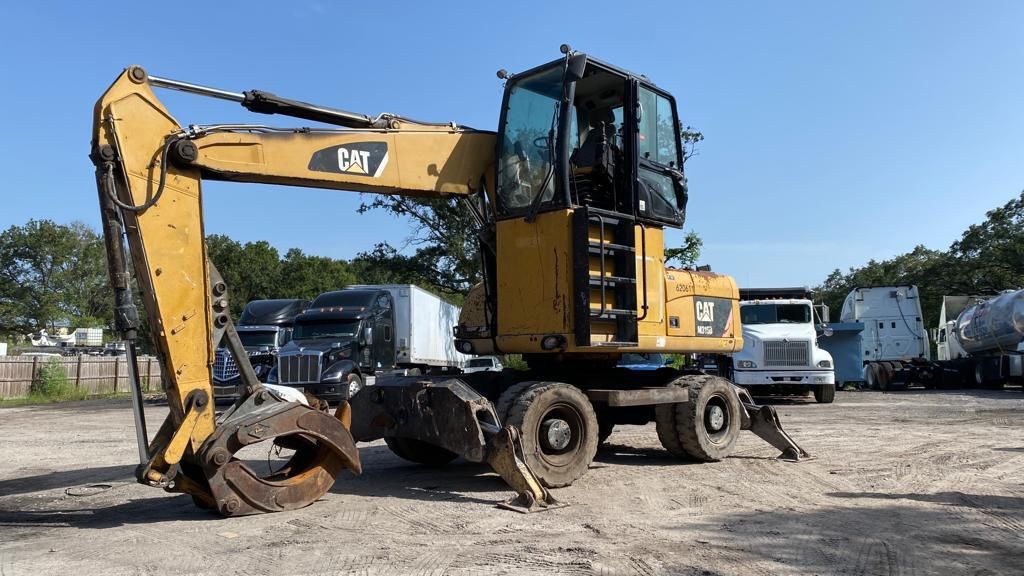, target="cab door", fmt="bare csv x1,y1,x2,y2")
630,80,687,227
